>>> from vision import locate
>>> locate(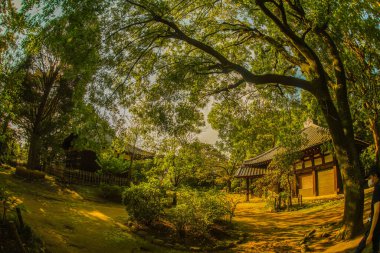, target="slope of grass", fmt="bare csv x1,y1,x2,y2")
0,167,181,253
